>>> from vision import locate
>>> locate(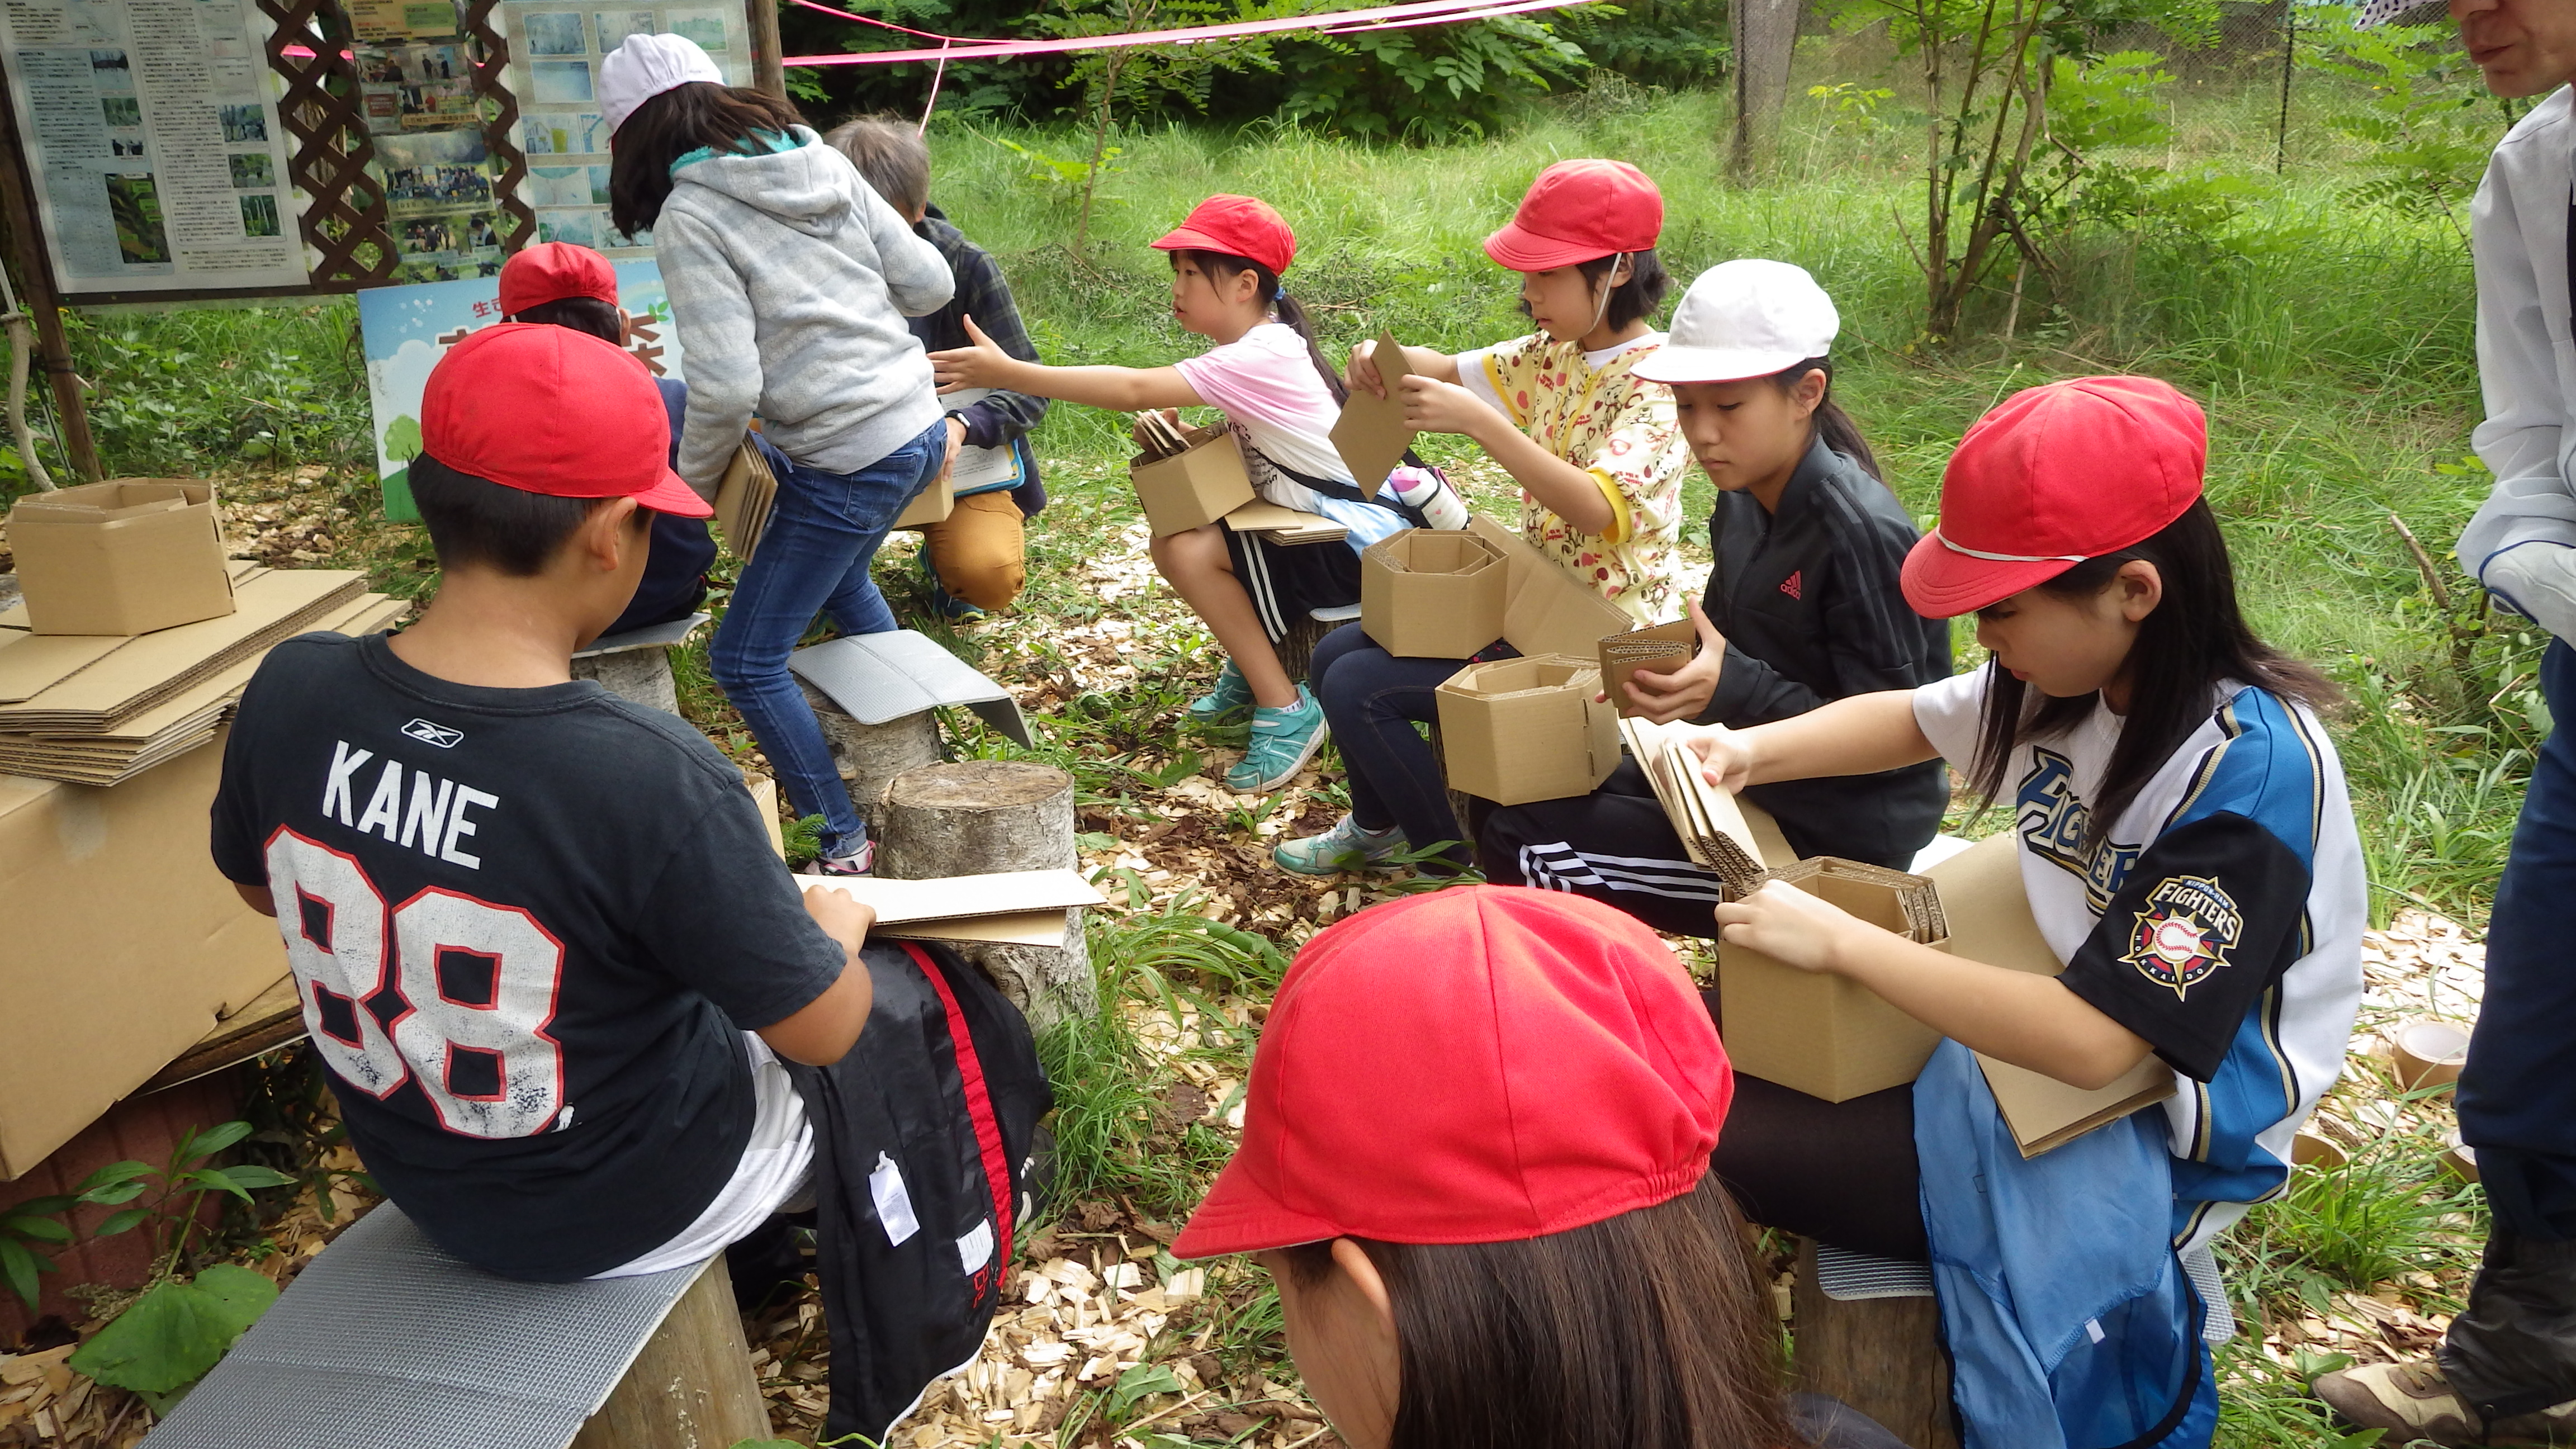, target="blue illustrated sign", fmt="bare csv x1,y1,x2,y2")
357,258,684,519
